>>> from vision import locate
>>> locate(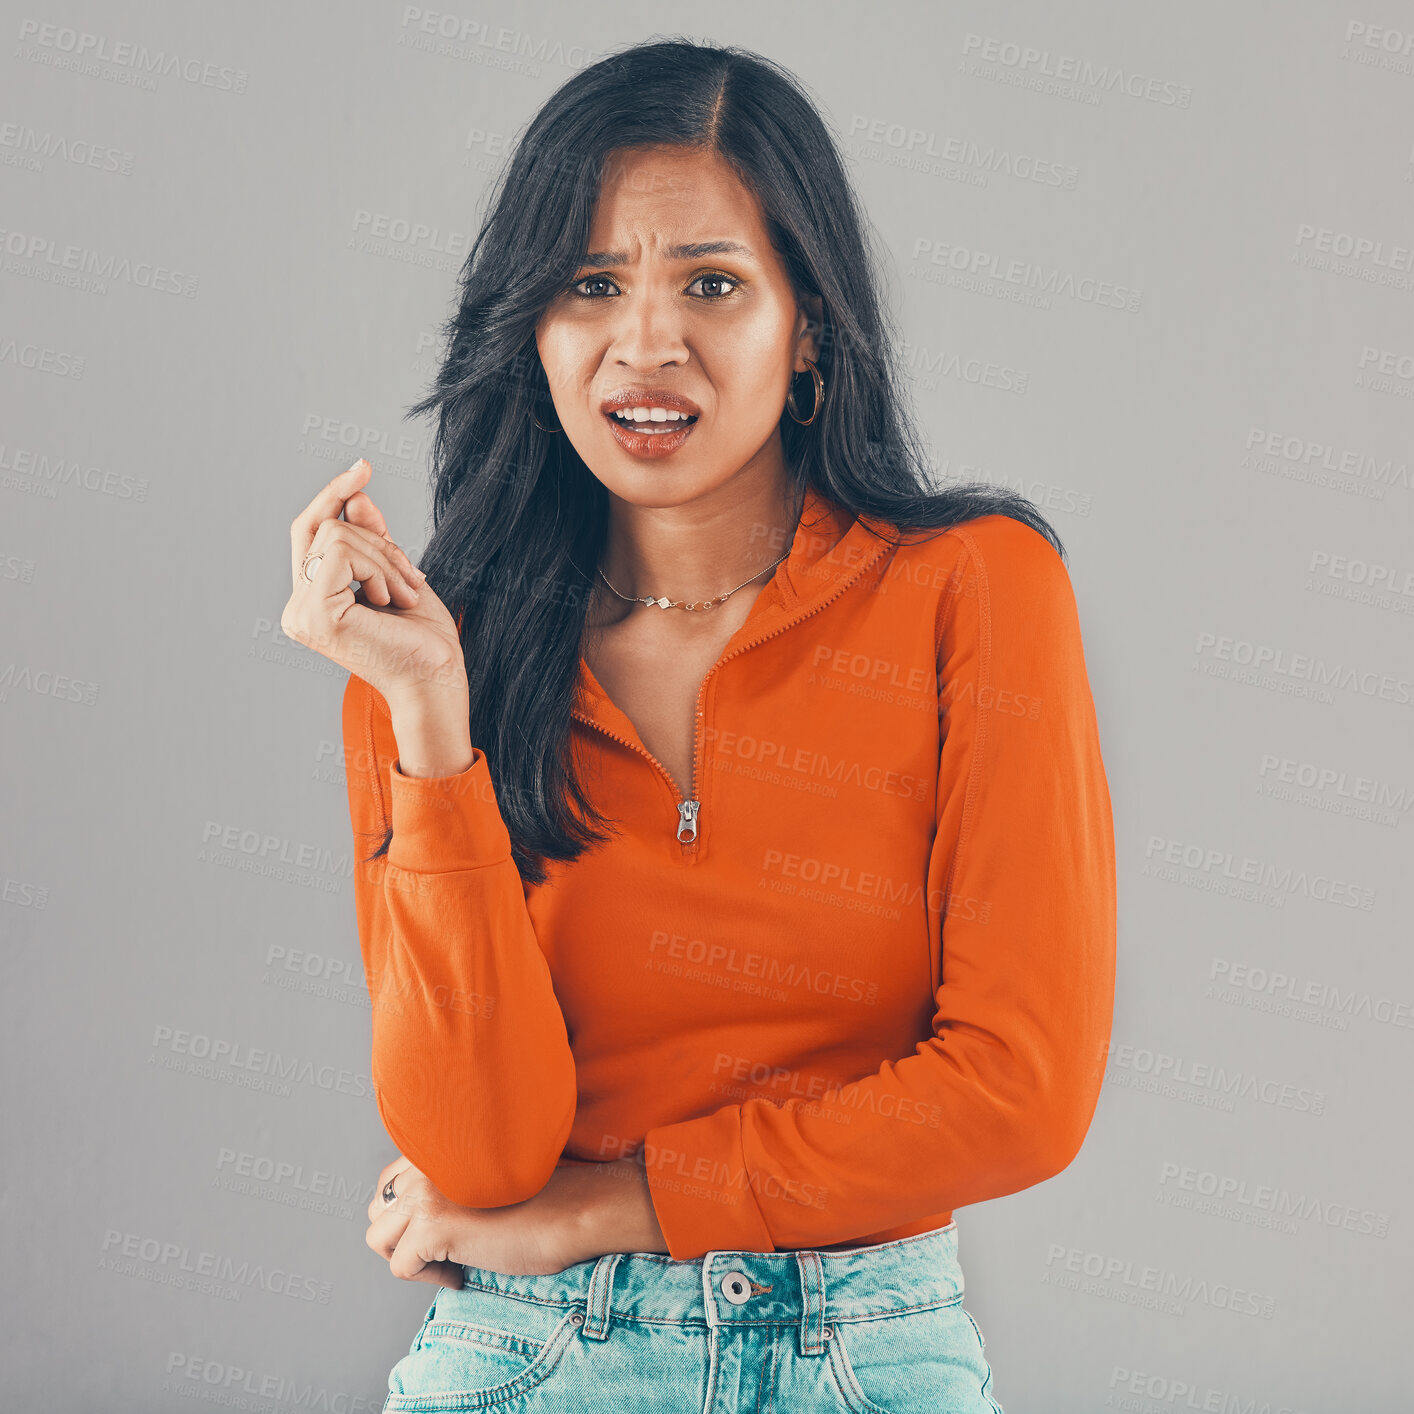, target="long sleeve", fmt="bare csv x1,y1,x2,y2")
342,672,576,1208
639,515,1117,1258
